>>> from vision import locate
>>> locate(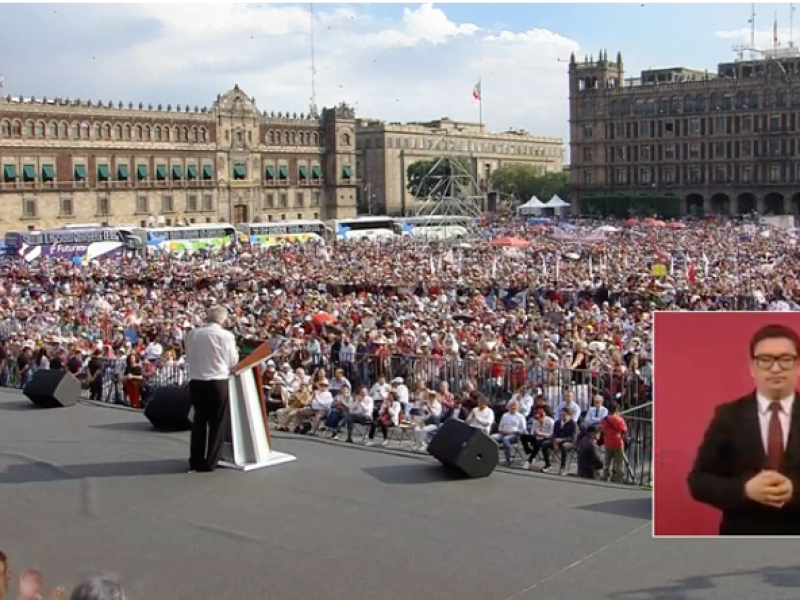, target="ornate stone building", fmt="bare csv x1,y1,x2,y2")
0,85,358,233
356,117,563,215
569,49,800,216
